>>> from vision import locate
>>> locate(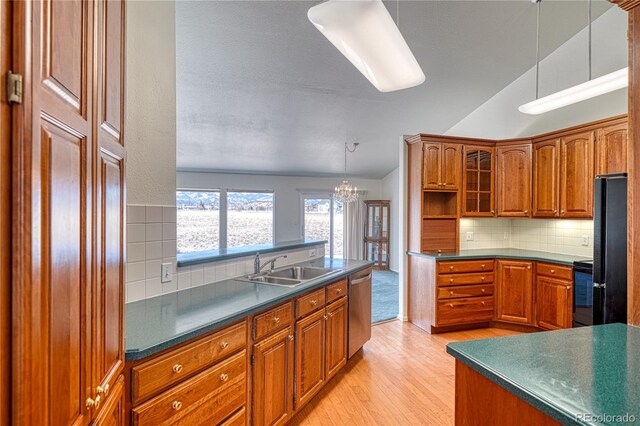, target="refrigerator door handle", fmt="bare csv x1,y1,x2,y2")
593,282,606,289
